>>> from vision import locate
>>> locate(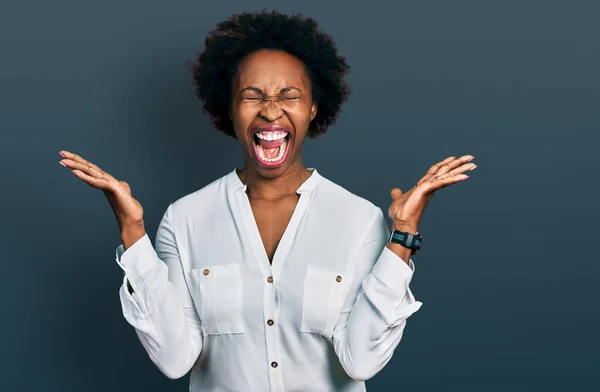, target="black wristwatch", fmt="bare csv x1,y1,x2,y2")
388,229,422,255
